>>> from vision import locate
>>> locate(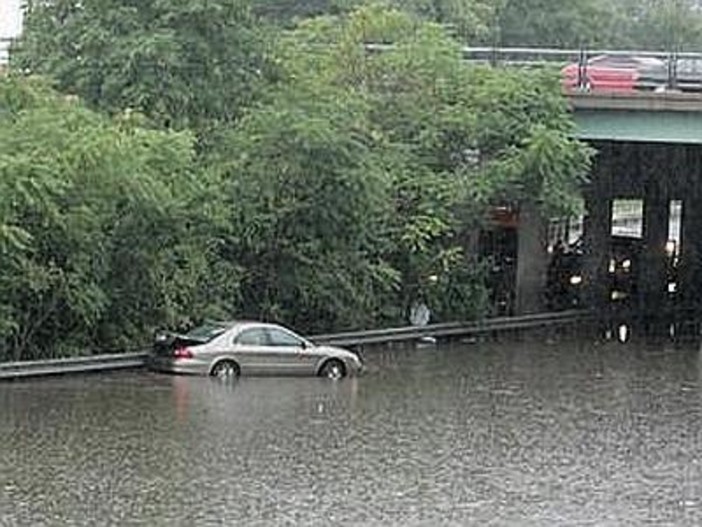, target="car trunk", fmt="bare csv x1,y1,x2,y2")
152,333,209,356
